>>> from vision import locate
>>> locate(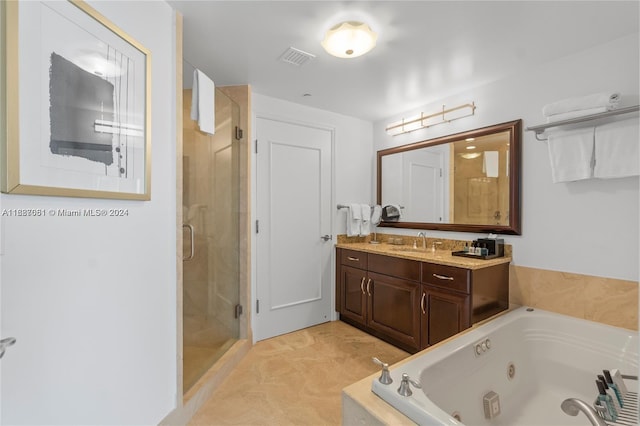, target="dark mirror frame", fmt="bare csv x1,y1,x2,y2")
377,119,522,235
